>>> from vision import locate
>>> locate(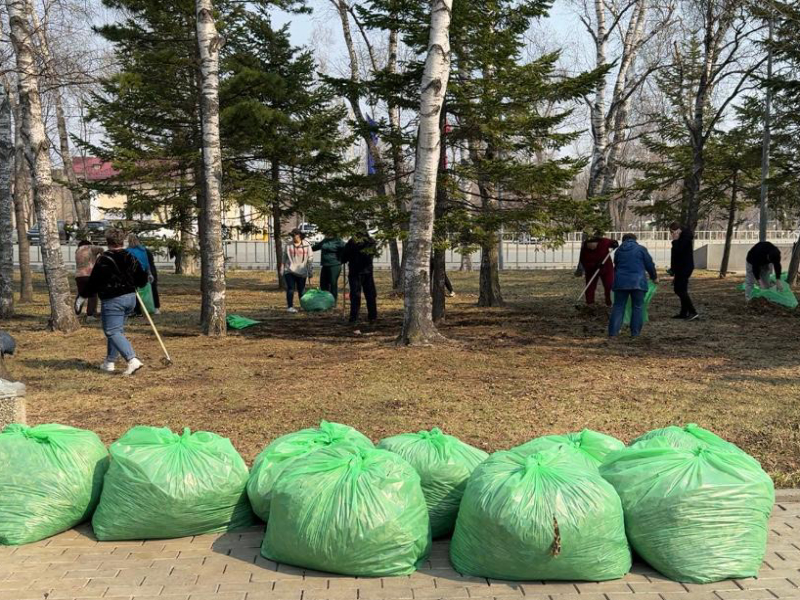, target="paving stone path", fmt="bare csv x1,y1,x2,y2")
0,502,797,600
